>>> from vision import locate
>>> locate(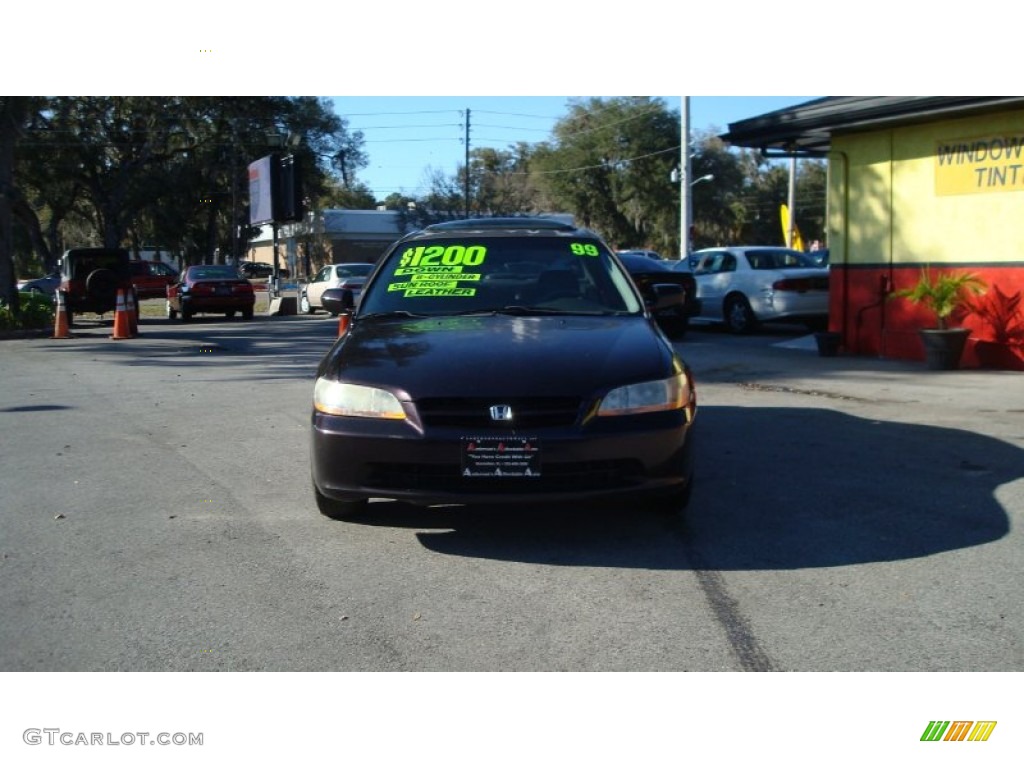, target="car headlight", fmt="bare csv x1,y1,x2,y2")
598,373,689,416
313,378,405,419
